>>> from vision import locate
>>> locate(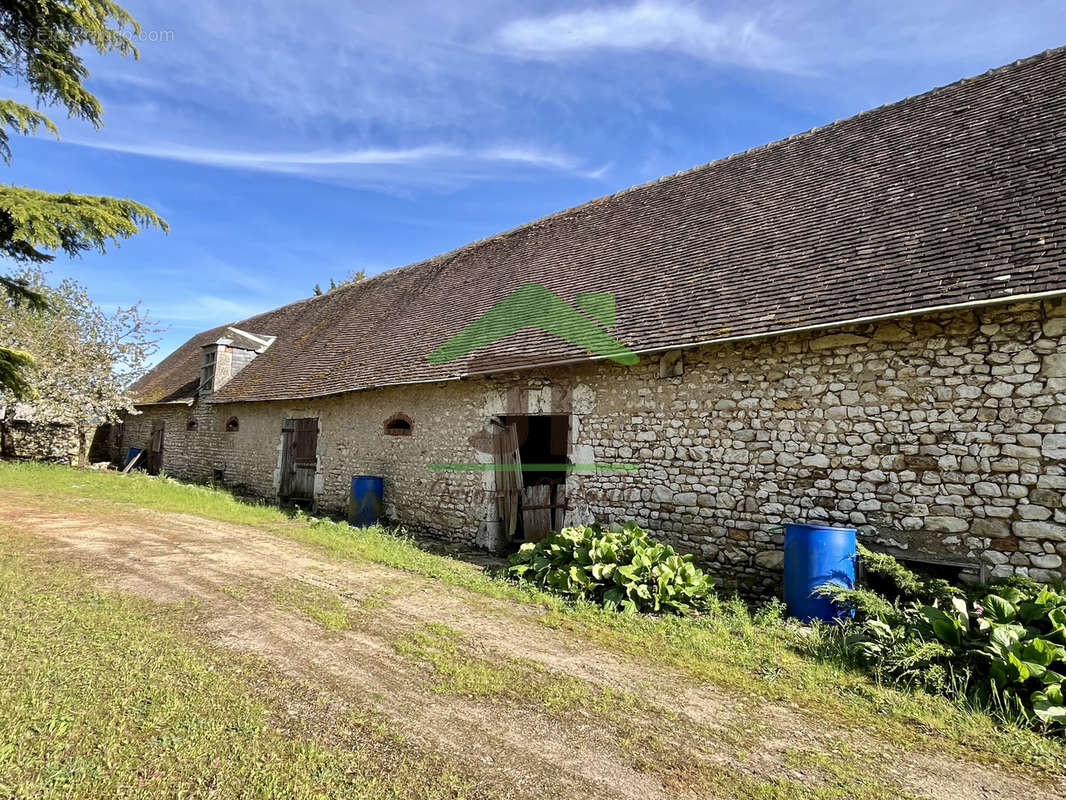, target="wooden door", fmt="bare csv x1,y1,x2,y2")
495,422,523,539
280,418,319,501
521,484,552,542
147,420,165,475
